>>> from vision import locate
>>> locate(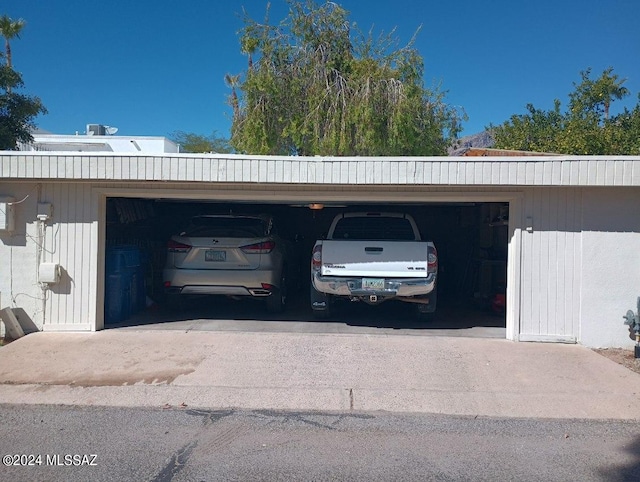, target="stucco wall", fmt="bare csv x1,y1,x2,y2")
579,188,640,347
